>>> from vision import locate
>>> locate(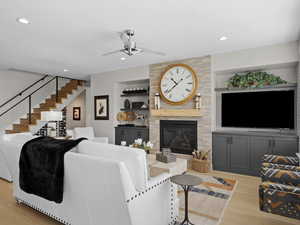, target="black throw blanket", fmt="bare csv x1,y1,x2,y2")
19,136,87,203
